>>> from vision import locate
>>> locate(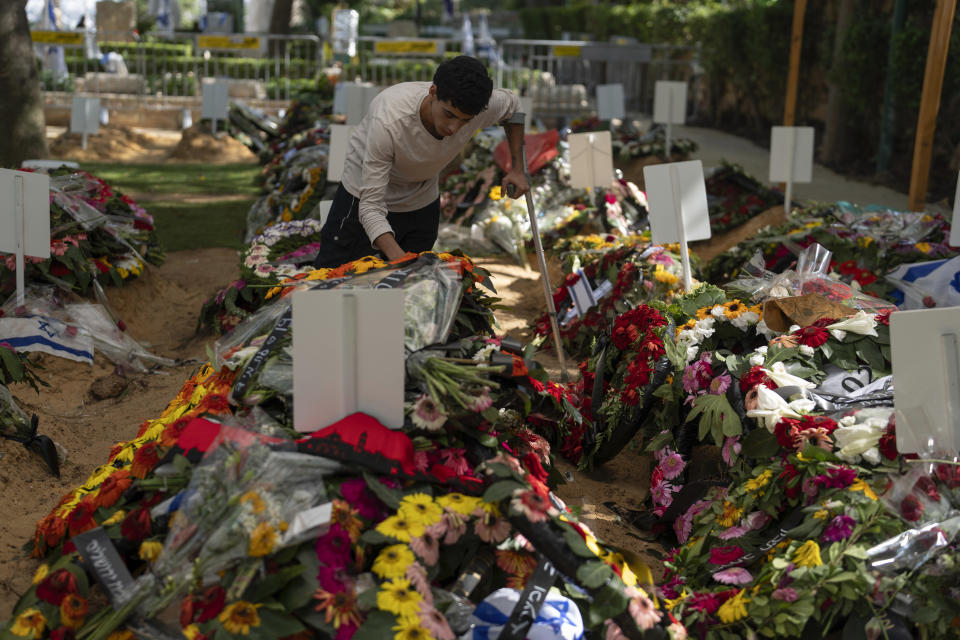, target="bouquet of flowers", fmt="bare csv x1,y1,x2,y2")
704,163,782,234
